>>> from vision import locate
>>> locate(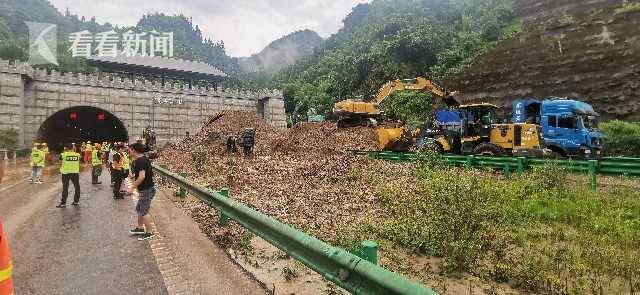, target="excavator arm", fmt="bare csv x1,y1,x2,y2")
374,77,459,107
